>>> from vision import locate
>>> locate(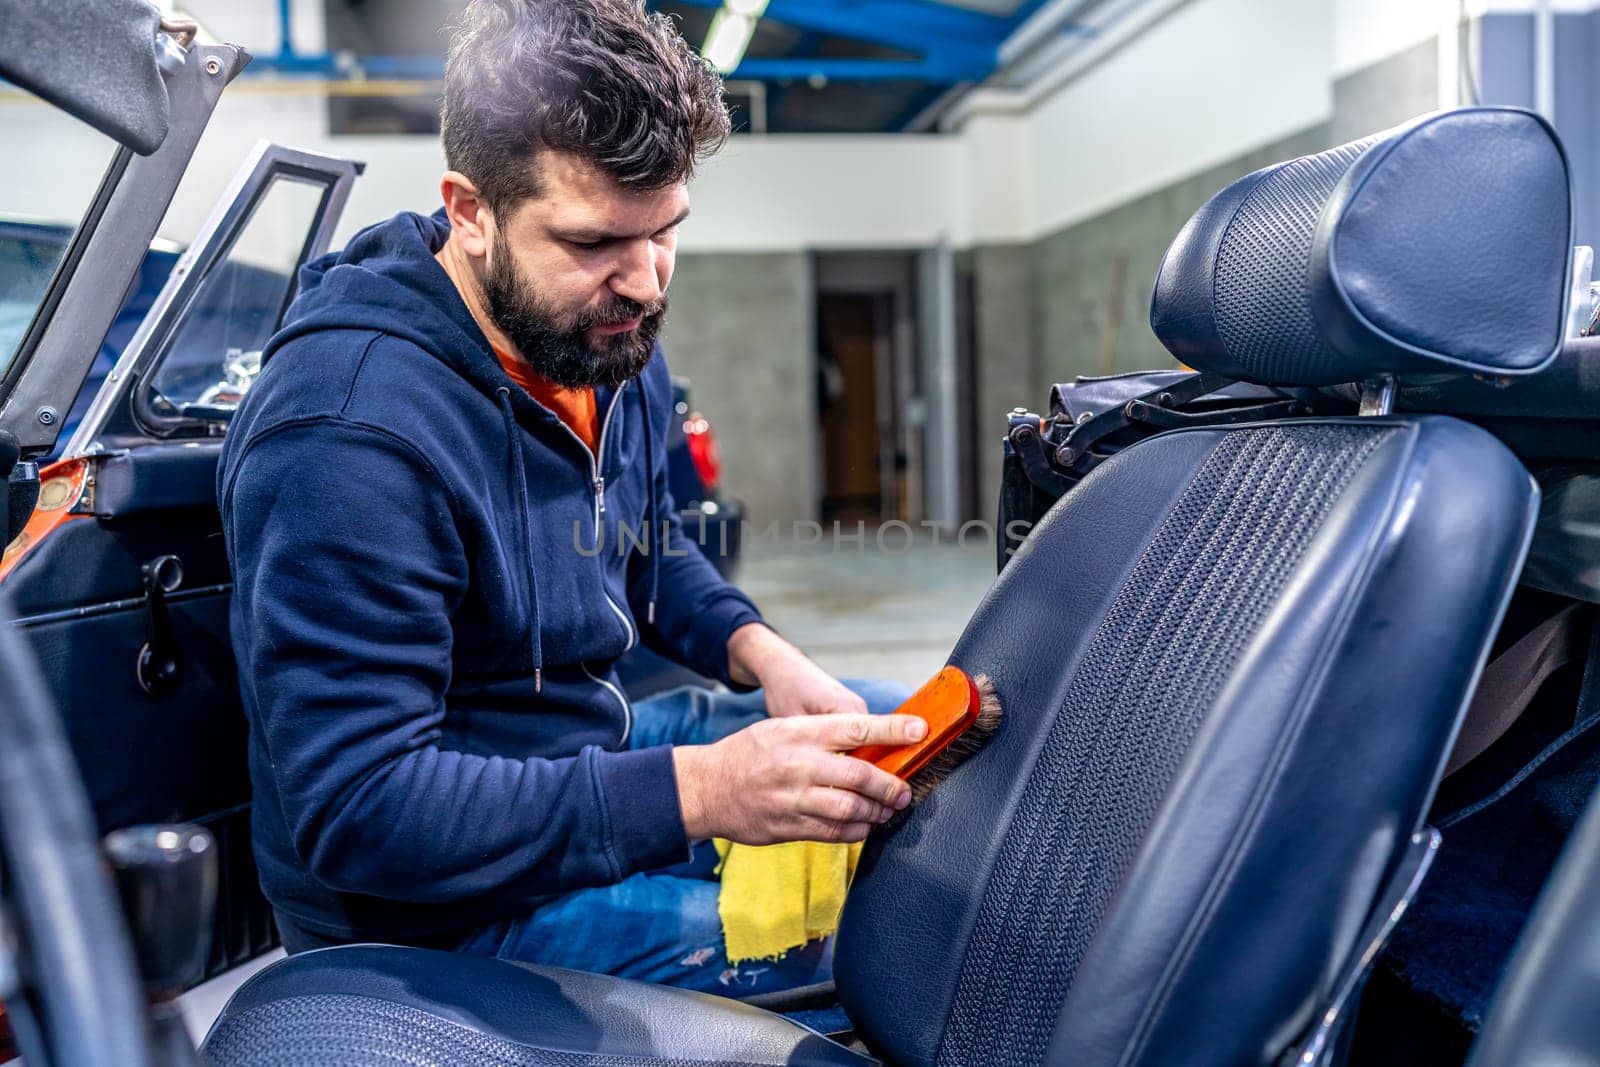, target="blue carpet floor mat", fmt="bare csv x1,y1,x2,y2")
1353,594,1600,1064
